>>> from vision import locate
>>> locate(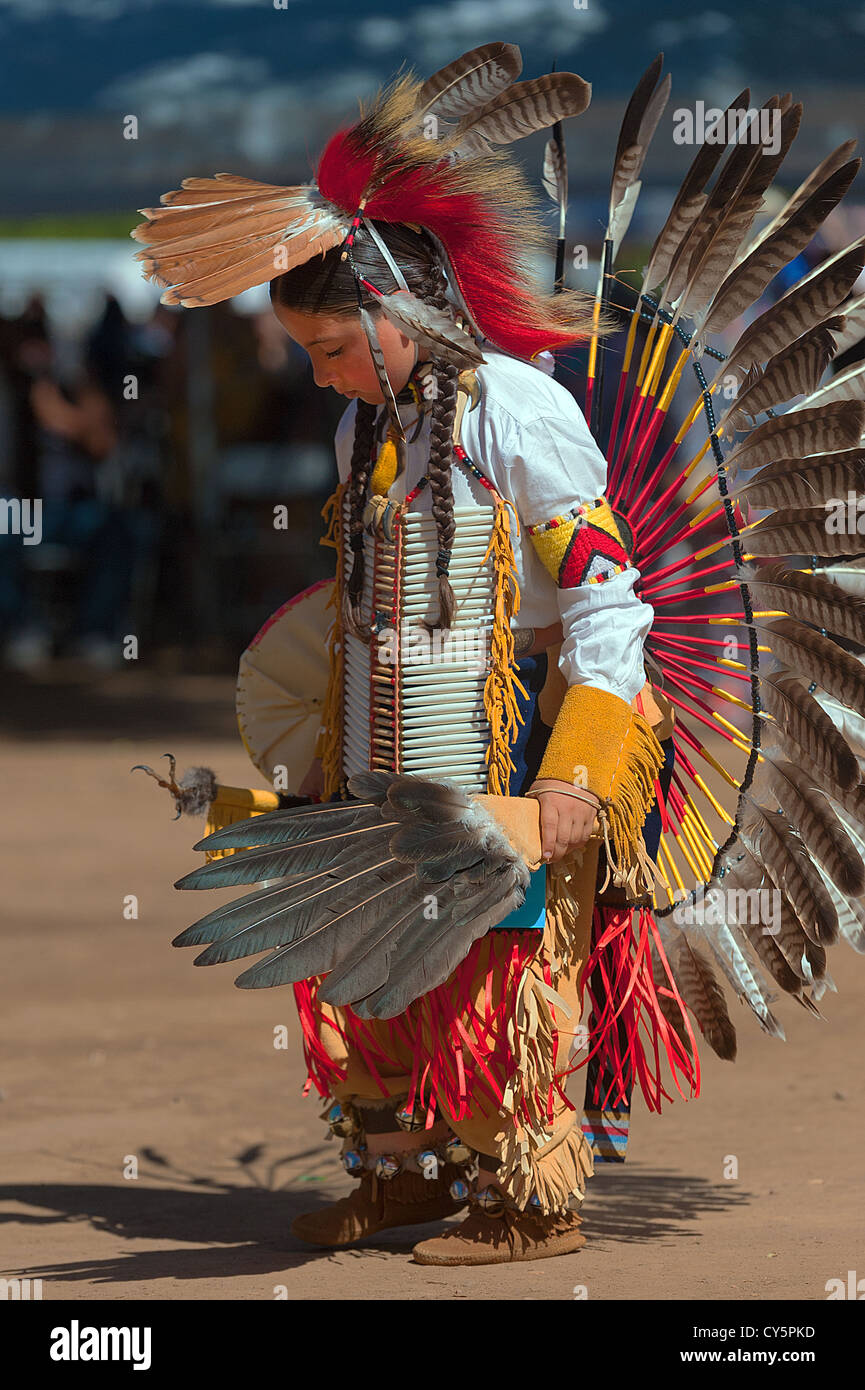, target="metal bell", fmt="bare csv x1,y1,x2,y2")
325,1102,356,1138
394,1100,428,1133
449,1178,470,1202
417,1149,439,1180
474,1185,504,1213
342,1149,364,1175
443,1135,473,1165
373,1154,401,1181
